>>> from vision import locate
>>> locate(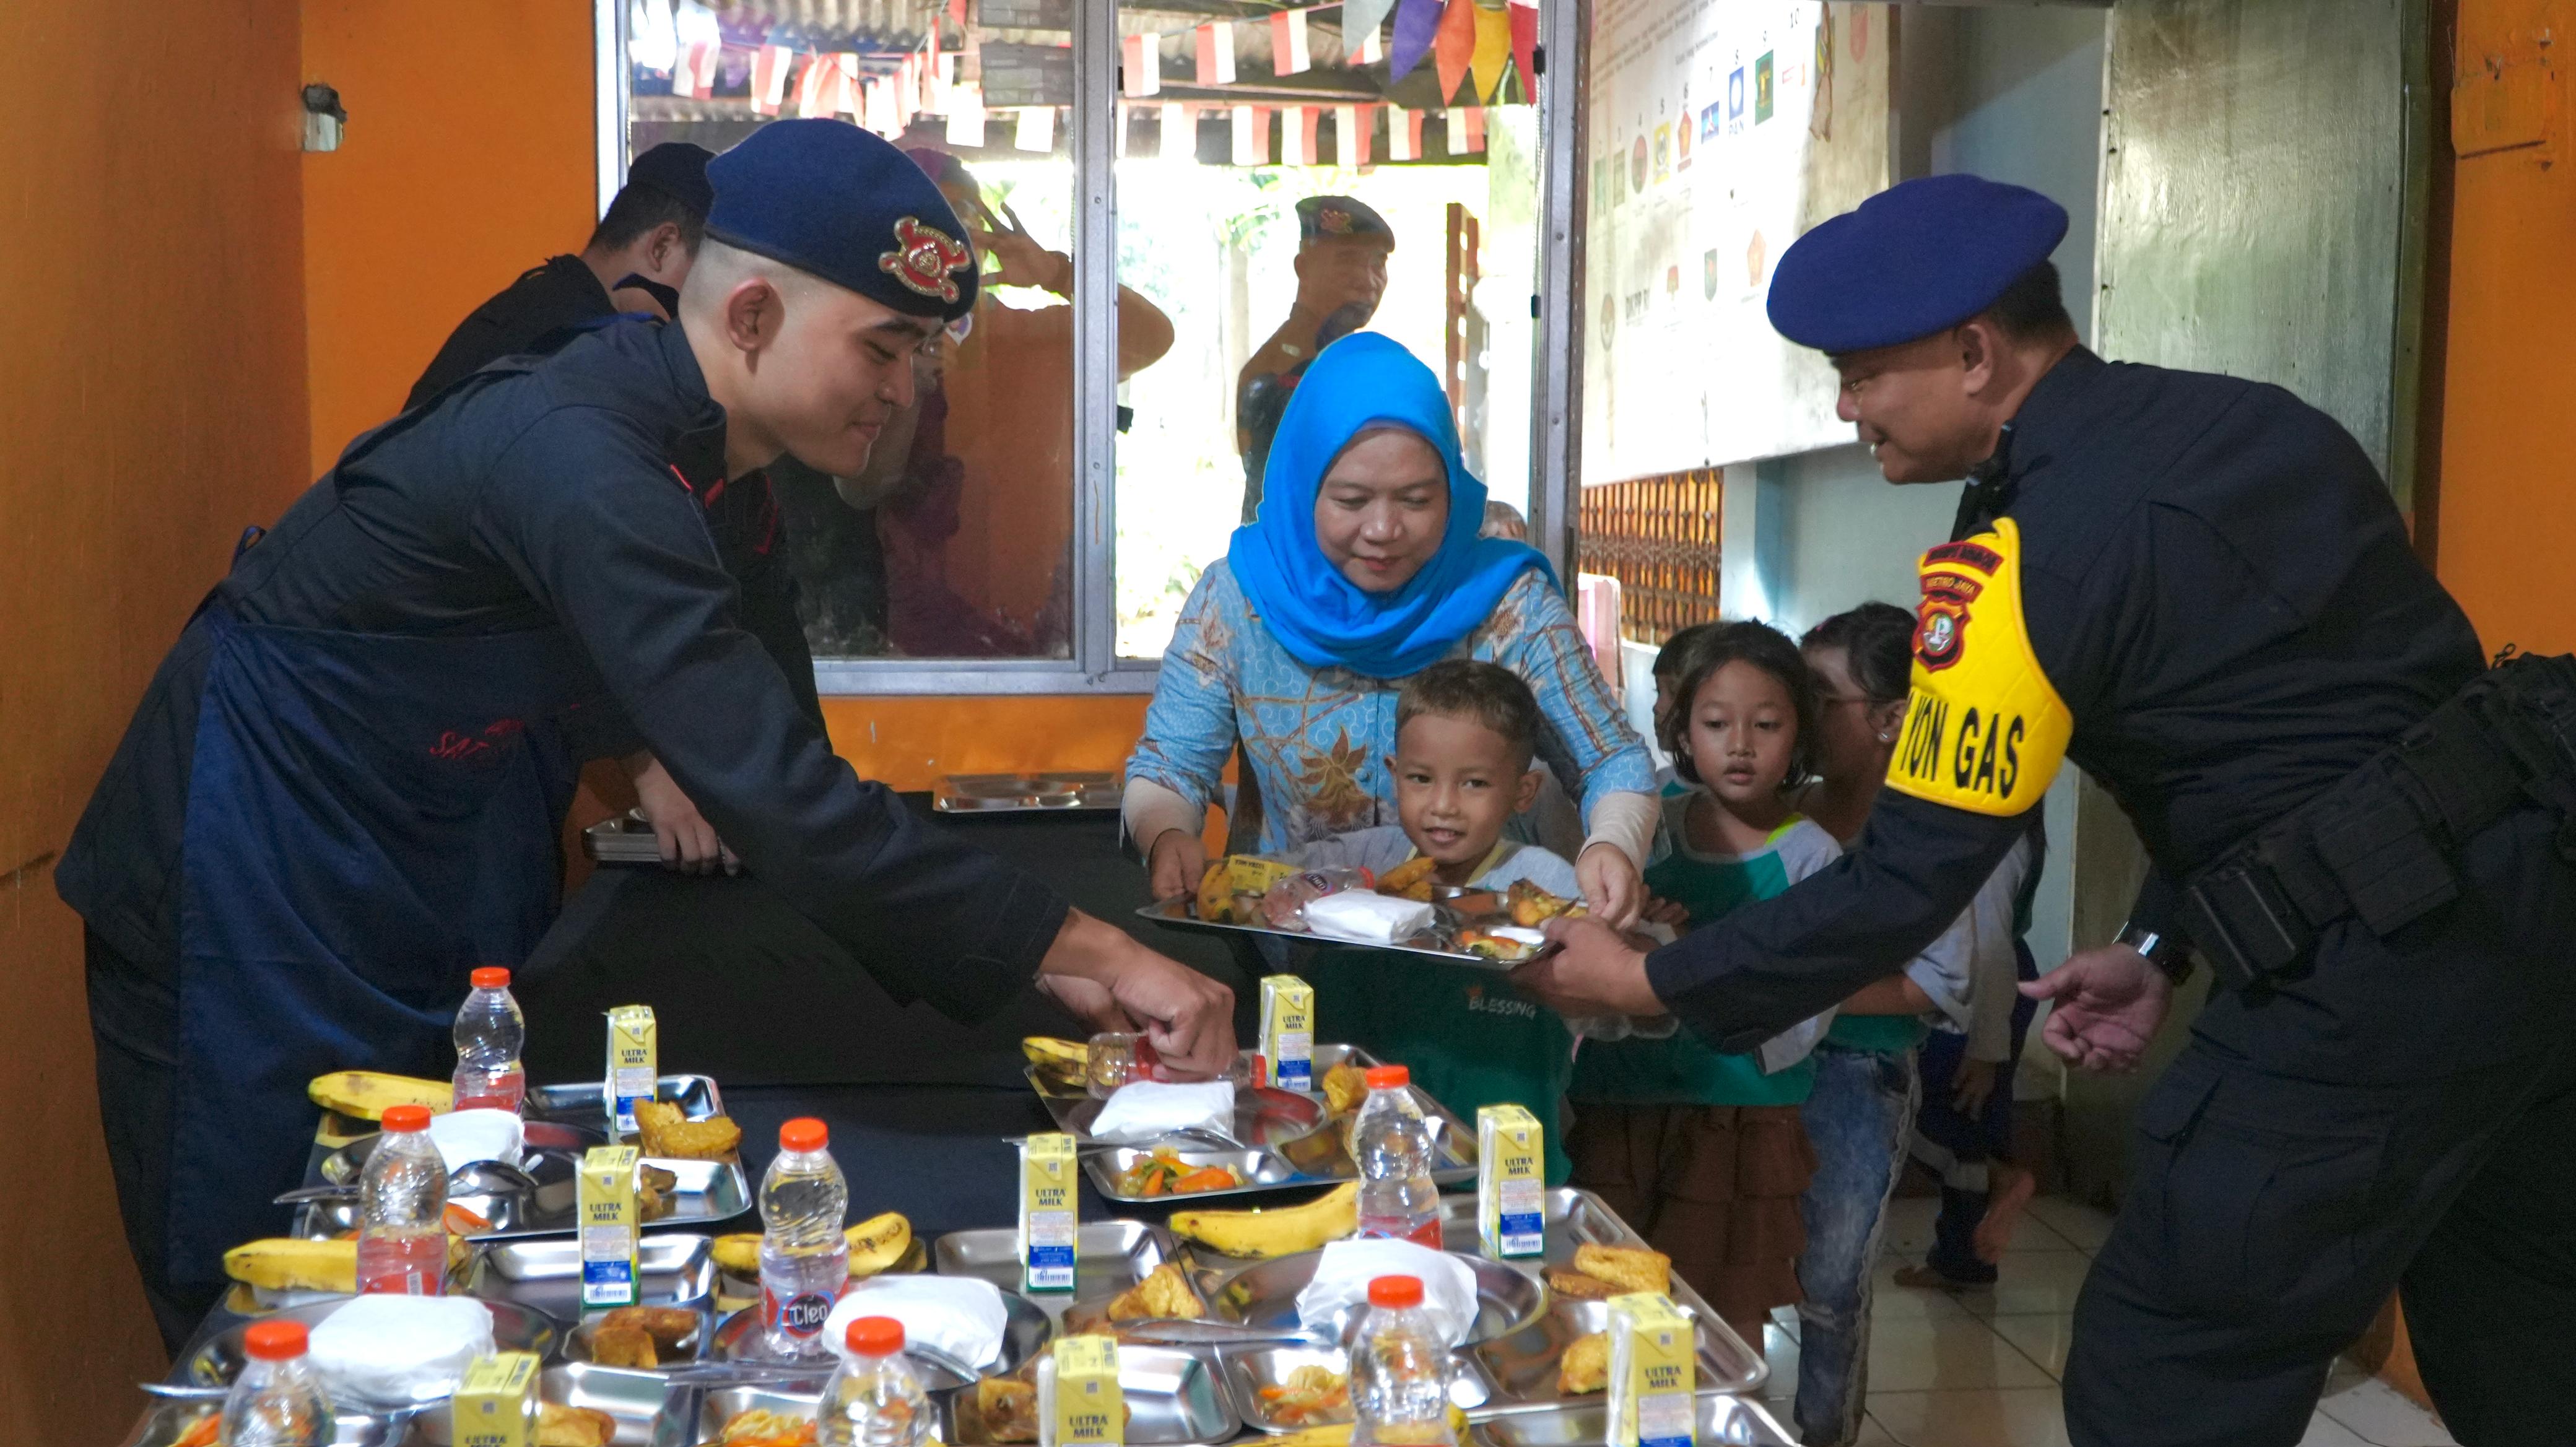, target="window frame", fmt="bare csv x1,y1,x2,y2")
597,1,1587,696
